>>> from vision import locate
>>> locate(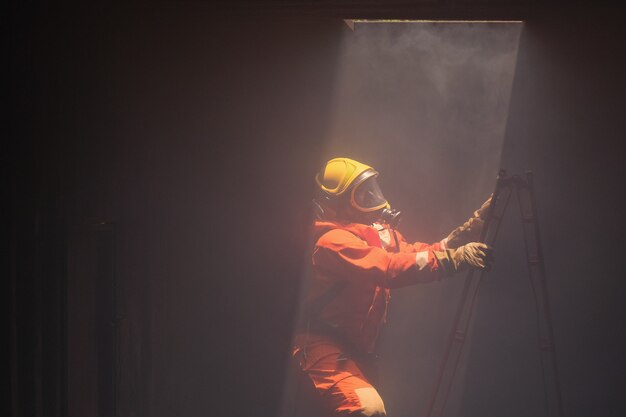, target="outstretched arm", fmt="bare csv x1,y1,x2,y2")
313,229,492,289
441,195,492,249
313,229,443,288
